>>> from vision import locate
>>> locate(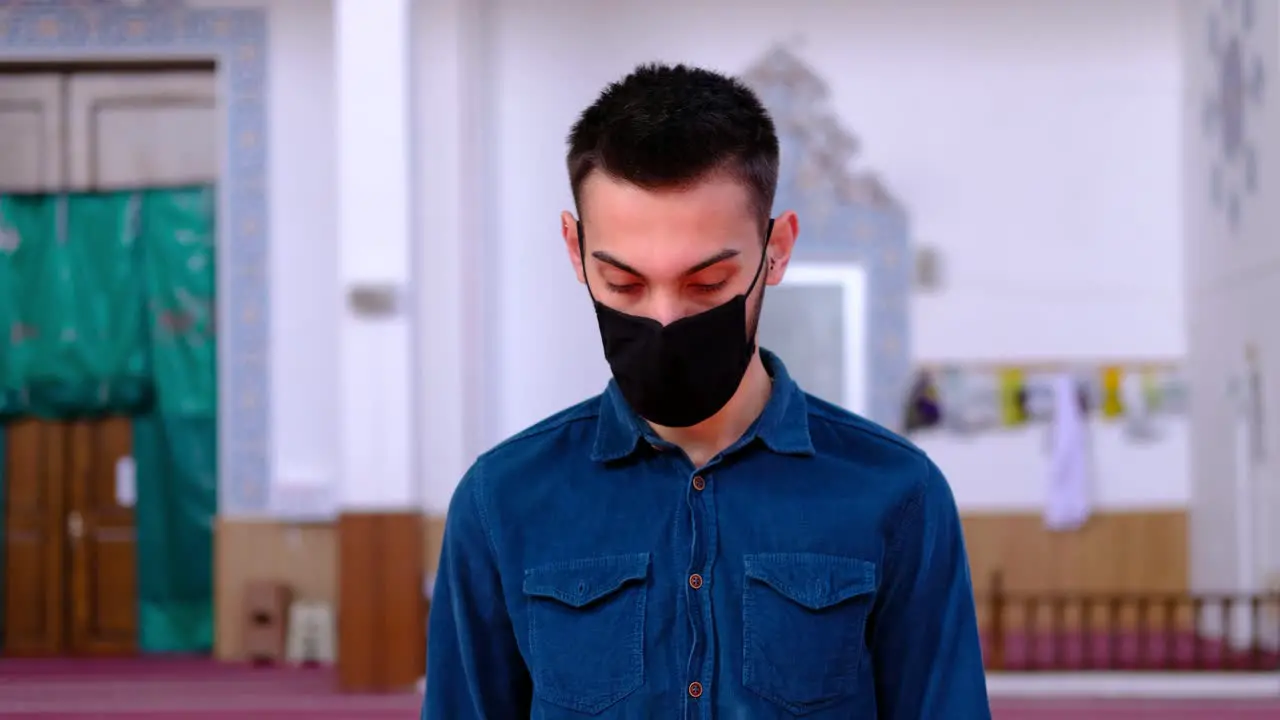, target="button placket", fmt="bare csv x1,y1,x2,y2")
684,466,716,715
